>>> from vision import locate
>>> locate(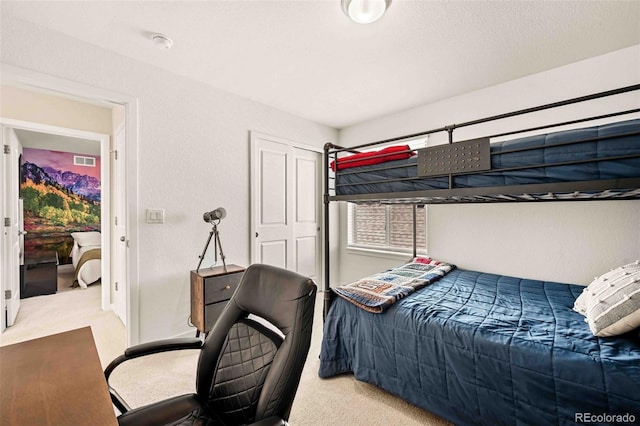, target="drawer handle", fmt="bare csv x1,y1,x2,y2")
225,285,231,290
